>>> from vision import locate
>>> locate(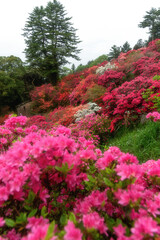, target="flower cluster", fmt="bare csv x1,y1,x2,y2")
0,116,160,239
102,76,154,130
30,84,58,113
146,111,160,121
74,102,101,122
96,62,117,75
